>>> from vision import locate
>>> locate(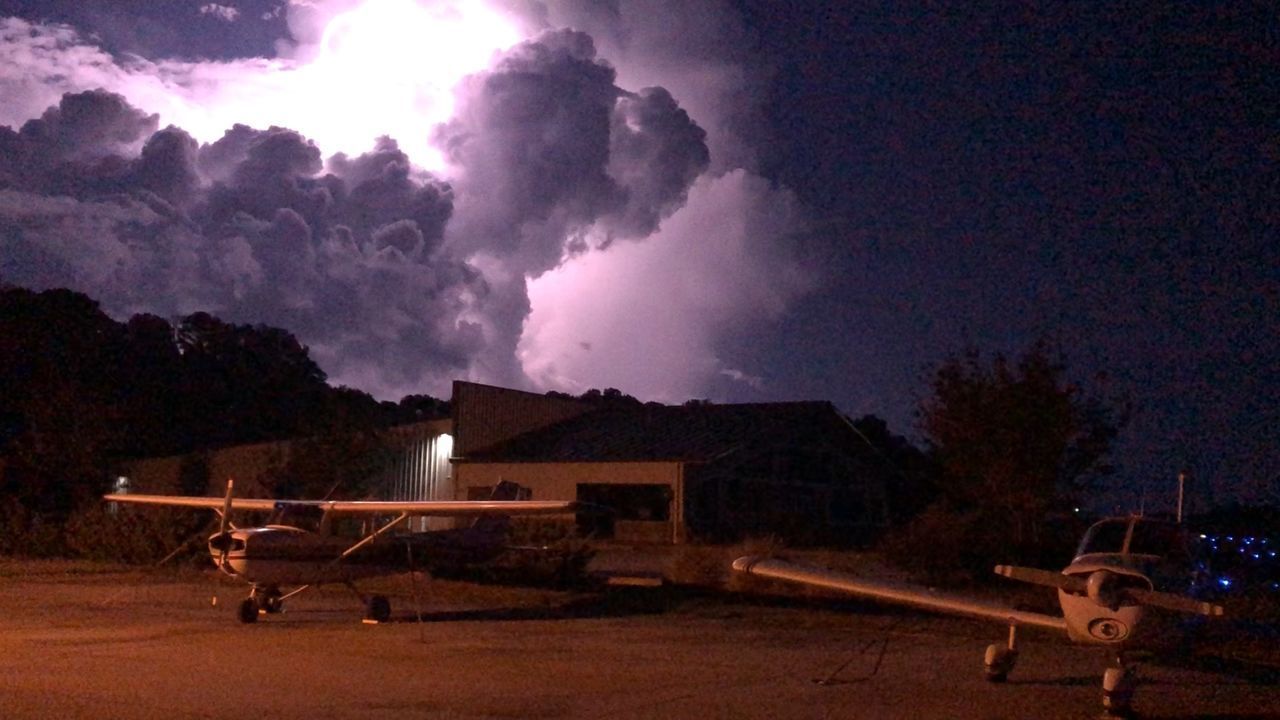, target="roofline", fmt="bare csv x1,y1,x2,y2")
452,457,698,465
452,379,589,404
